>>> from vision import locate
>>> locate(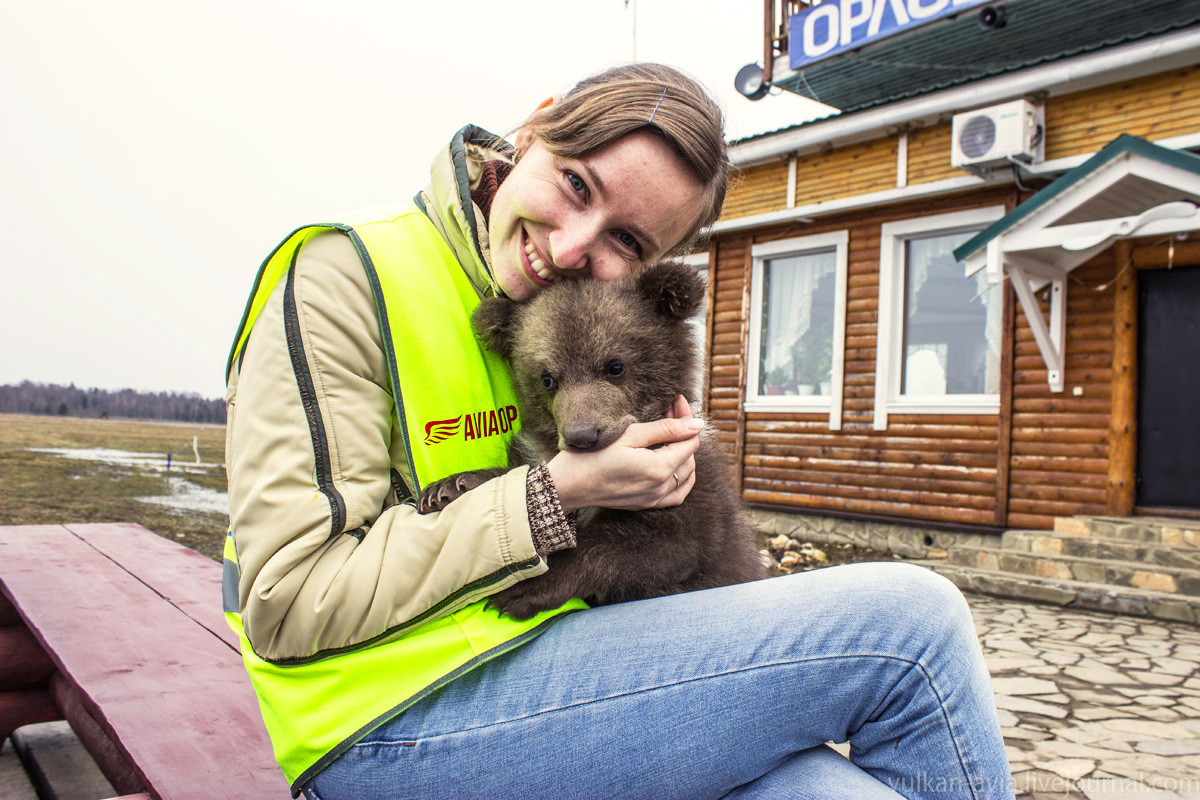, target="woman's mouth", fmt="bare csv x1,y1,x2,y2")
522,229,556,286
